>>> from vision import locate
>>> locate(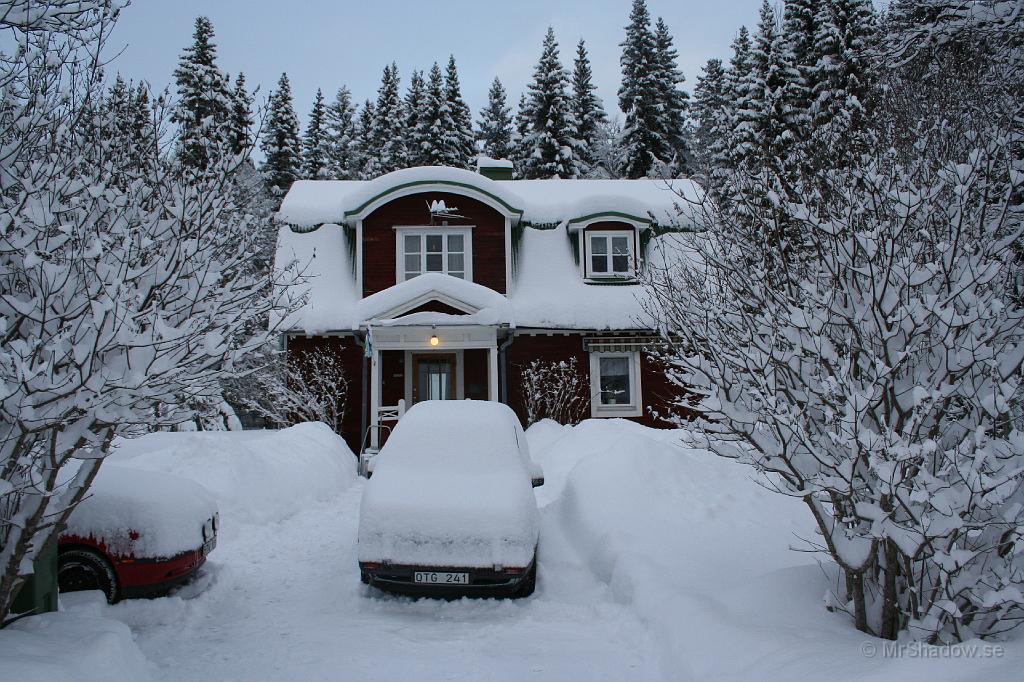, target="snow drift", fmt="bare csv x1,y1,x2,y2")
0,610,152,682
109,422,357,526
